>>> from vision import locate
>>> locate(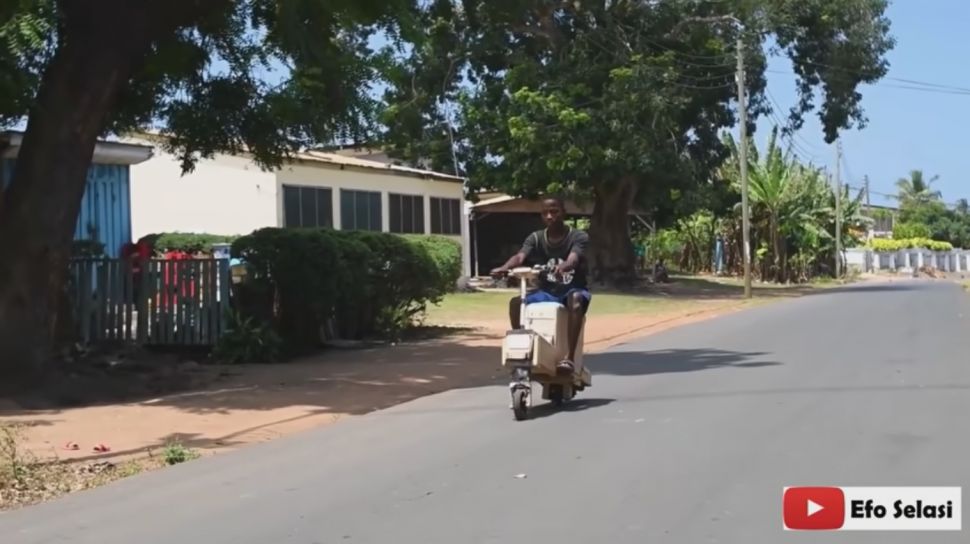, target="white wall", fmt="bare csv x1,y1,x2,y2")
128,143,278,240
276,162,464,239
